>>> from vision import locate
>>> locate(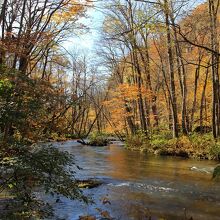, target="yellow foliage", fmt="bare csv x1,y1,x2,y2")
52,0,92,24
